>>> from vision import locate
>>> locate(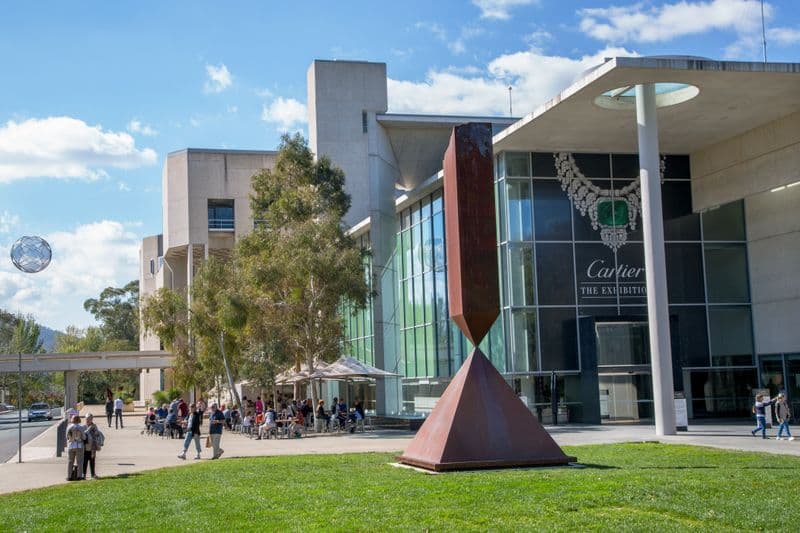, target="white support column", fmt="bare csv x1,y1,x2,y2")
64,370,79,413
635,83,676,436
